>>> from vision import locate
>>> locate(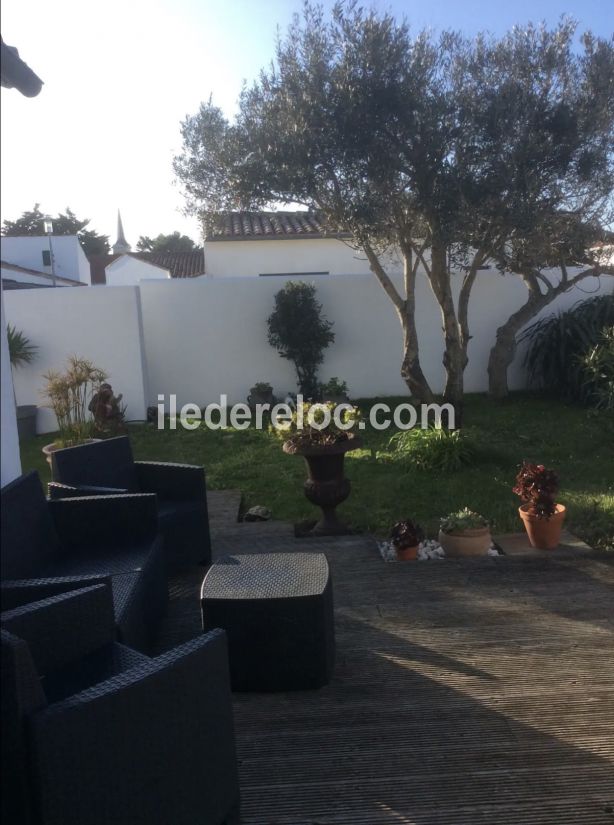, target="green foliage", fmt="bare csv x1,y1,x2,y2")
17,395,614,550
579,326,614,410
440,508,489,534
267,282,335,398
251,382,273,394
274,400,360,449
175,7,614,404
522,295,614,404
389,427,476,473
136,232,201,254
1,204,110,256
42,356,108,446
320,377,348,397
7,324,37,368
